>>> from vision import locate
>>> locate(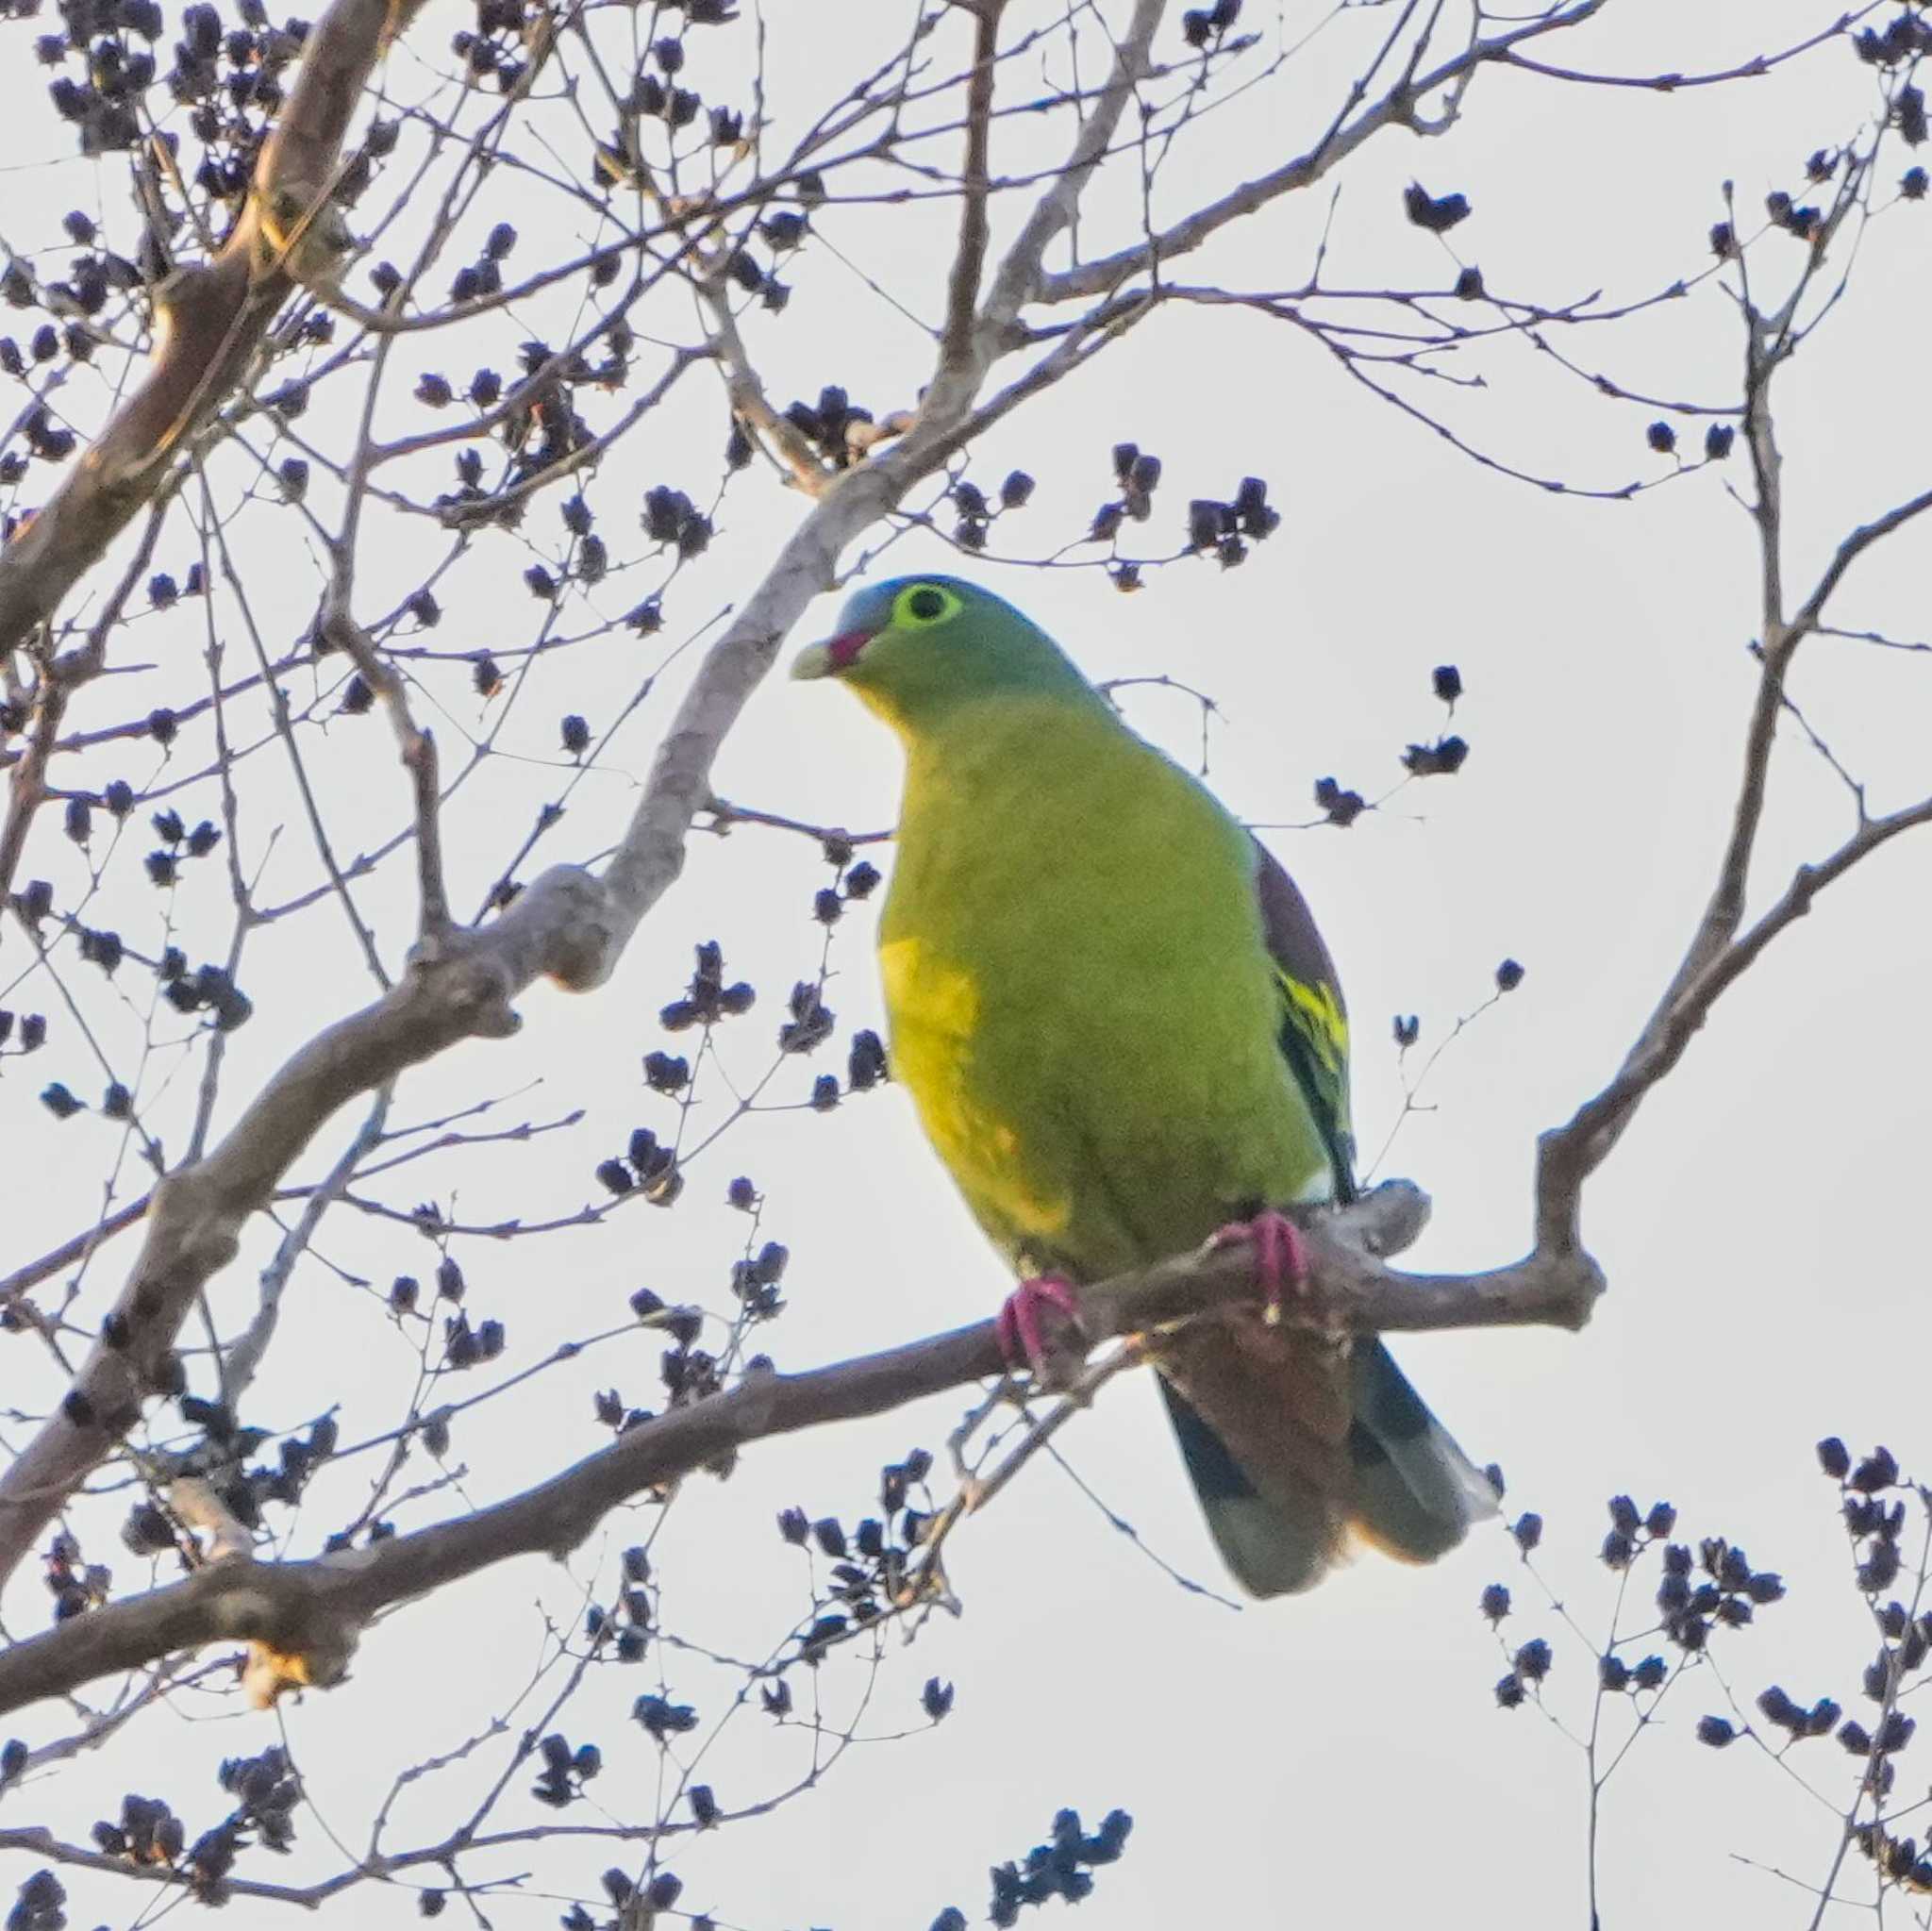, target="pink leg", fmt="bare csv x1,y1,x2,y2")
1209,1208,1310,1321
994,1273,1084,1377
